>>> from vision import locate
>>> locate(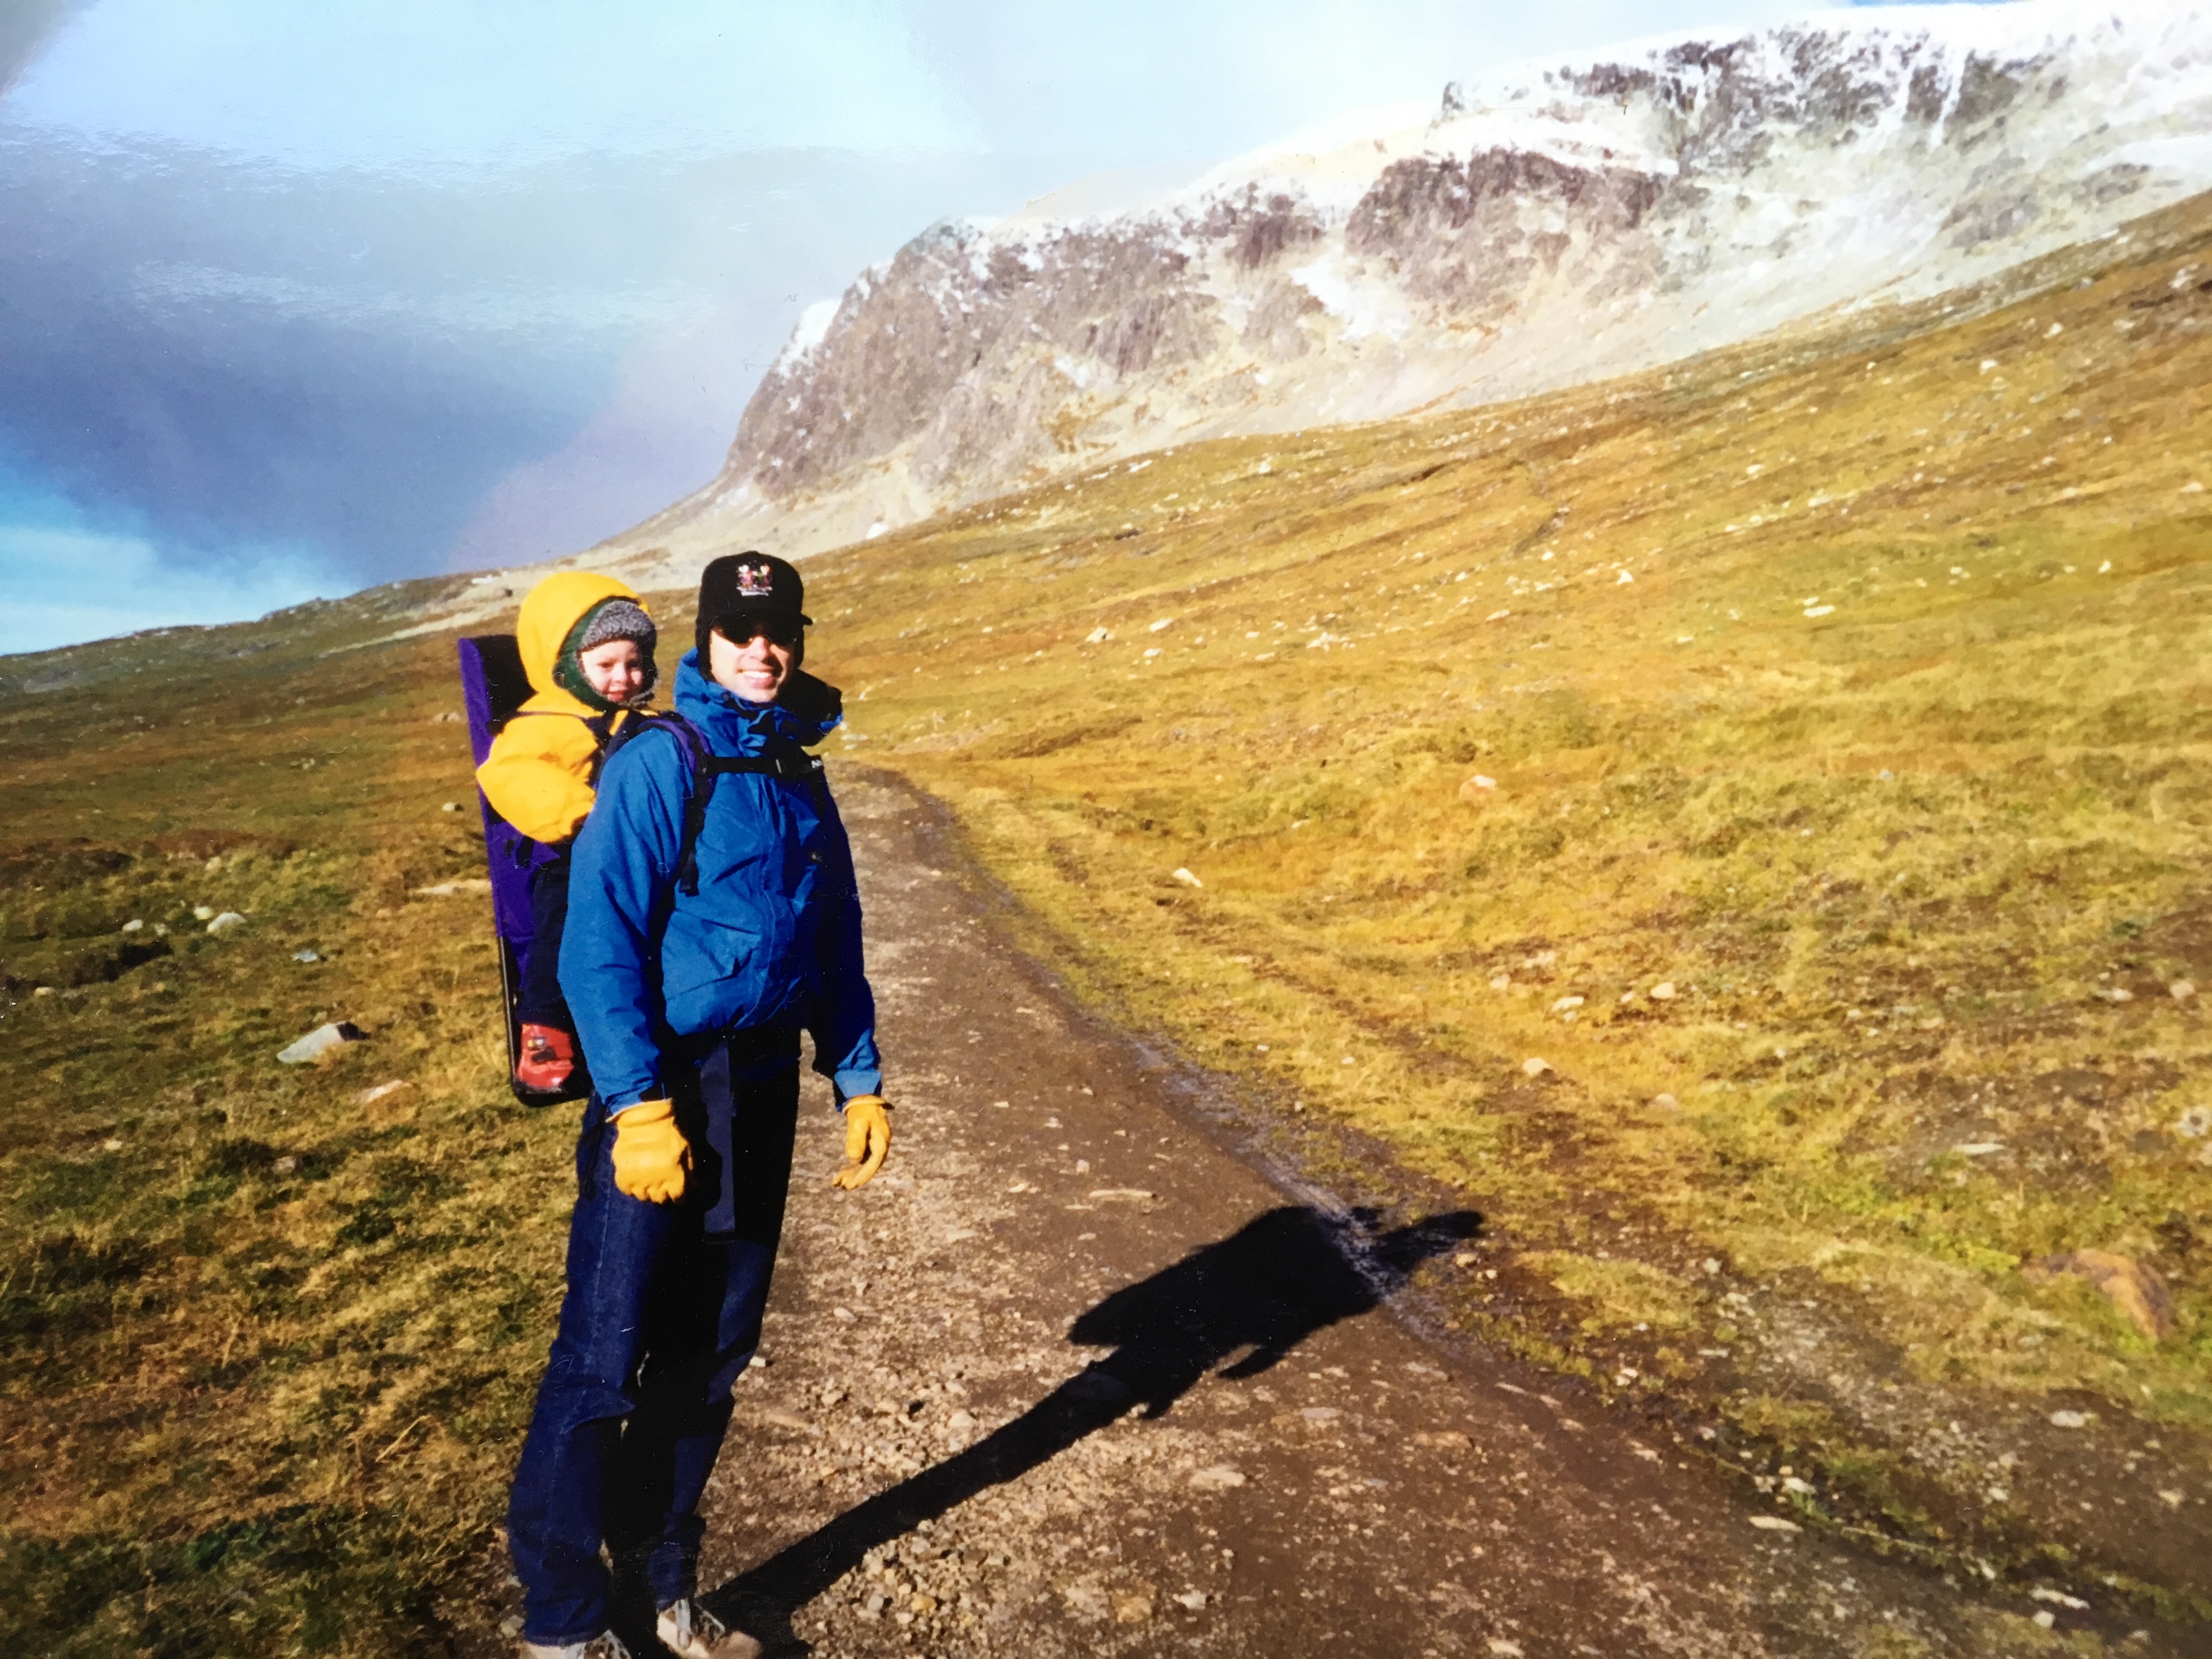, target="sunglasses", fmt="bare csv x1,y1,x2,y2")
714,614,804,648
